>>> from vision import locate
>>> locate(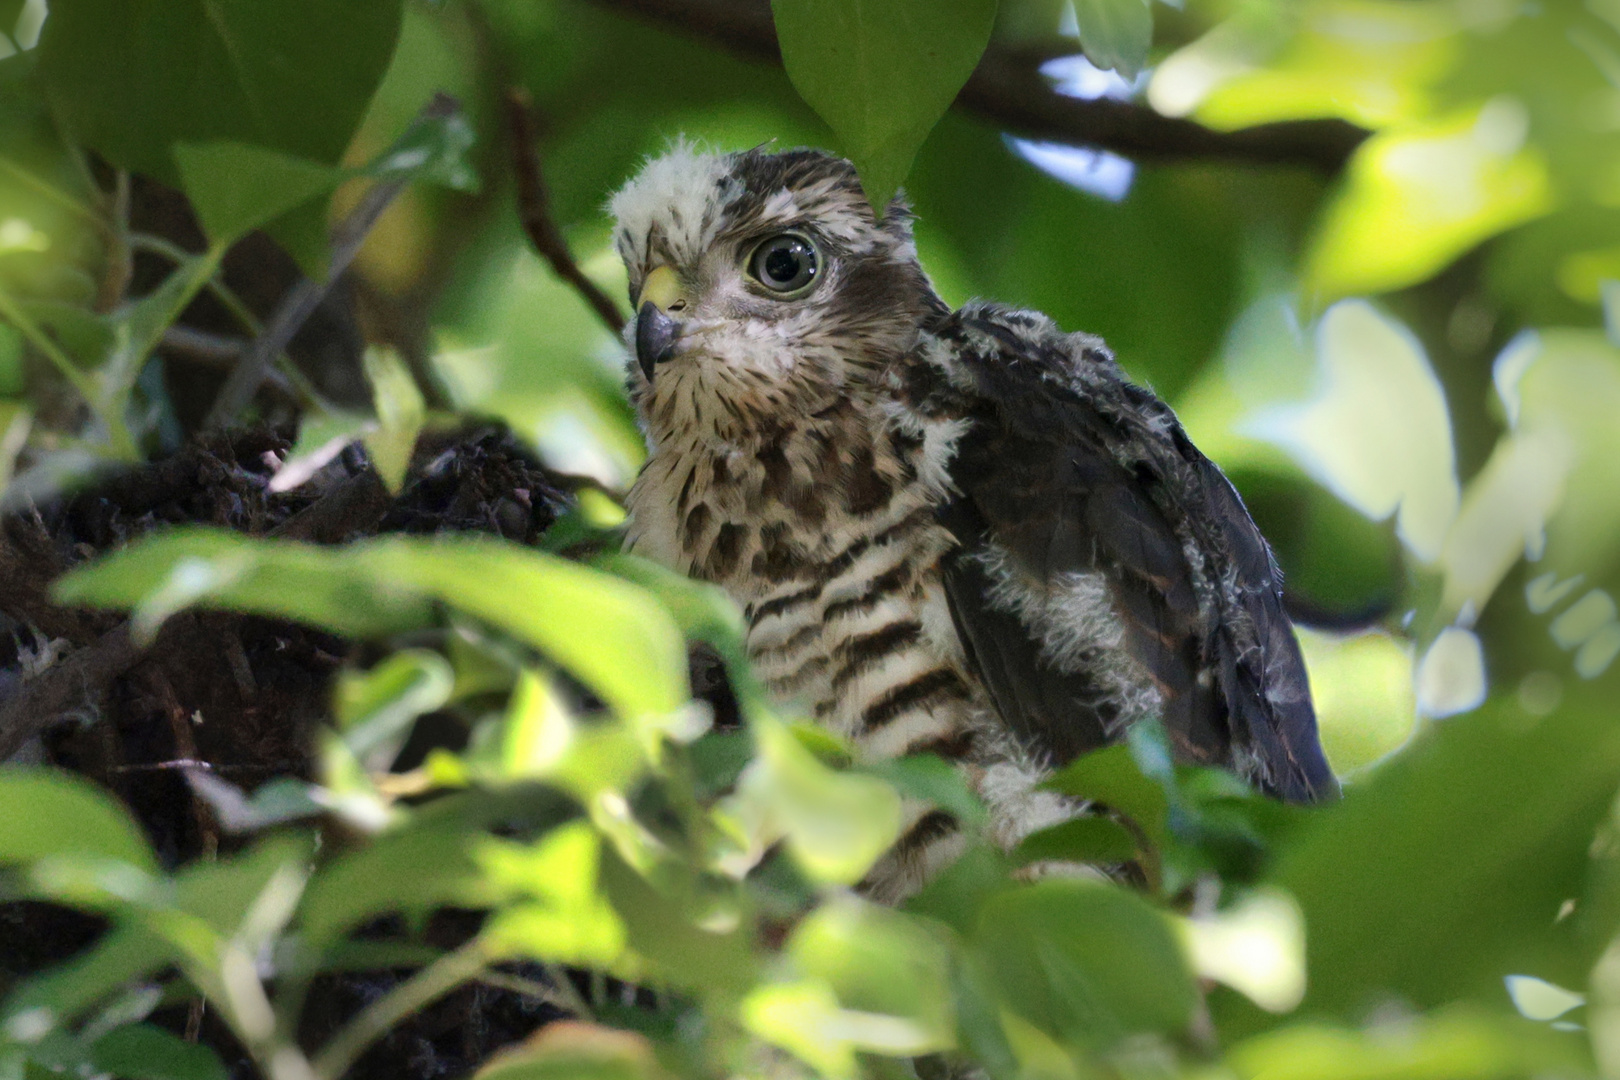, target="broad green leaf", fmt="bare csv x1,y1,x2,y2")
473,1022,664,1080
598,848,755,995
771,0,998,208
1306,104,1554,301
1011,816,1140,867
1071,0,1152,77
89,1024,228,1080
0,769,156,871
172,142,340,246
36,0,402,184
860,754,987,829
53,530,688,720
975,878,1197,1046
1175,889,1305,1014
1042,742,1168,849
1260,681,1620,1024
1,927,171,1034
51,528,436,644
903,843,1011,936
360,345,424,495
